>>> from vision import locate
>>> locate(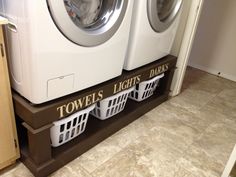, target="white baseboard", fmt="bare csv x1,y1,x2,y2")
188,62,236,82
